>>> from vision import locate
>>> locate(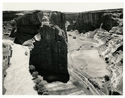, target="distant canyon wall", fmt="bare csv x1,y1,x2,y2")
66,9,123,33
3,9,123,33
